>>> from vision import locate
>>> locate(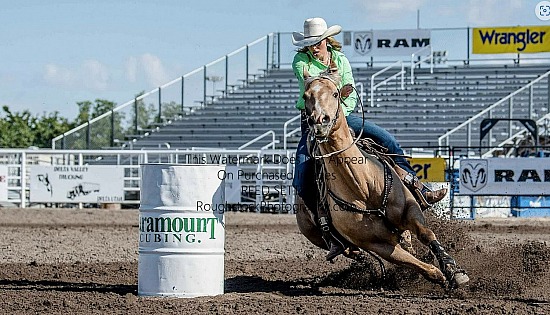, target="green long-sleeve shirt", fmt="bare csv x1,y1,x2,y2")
291,48,357,116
